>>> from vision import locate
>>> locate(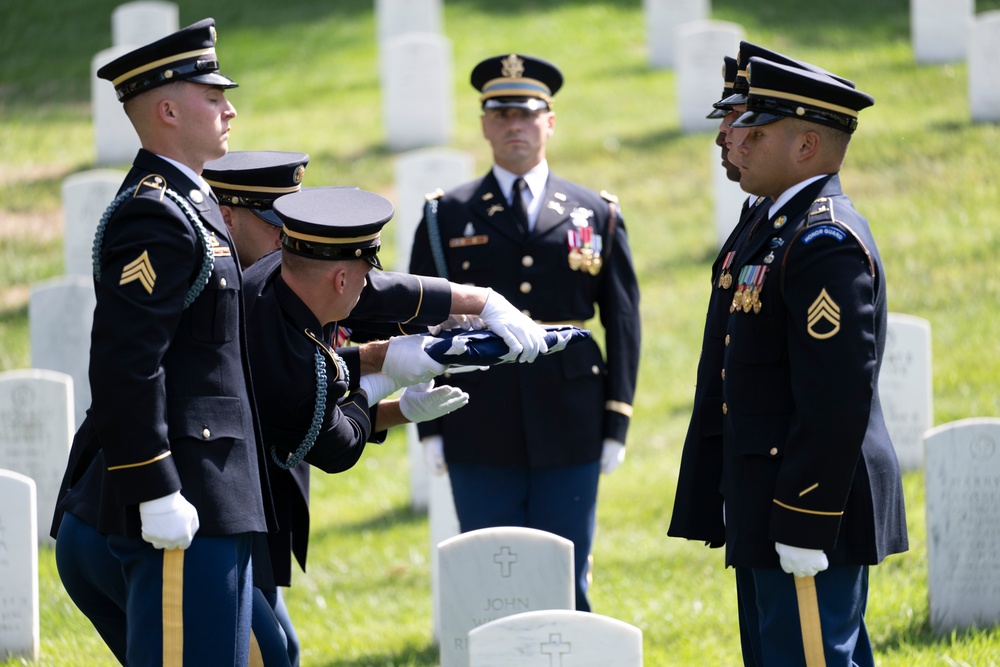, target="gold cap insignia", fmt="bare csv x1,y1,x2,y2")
210,26,217,43
501,54,525,79
294,165,305,184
